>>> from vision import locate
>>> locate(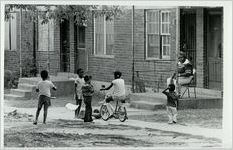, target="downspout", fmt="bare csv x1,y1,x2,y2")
176,7,180,84
47,18,50,72
19,8,22,77
33,17,36,76
131,5,135,93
